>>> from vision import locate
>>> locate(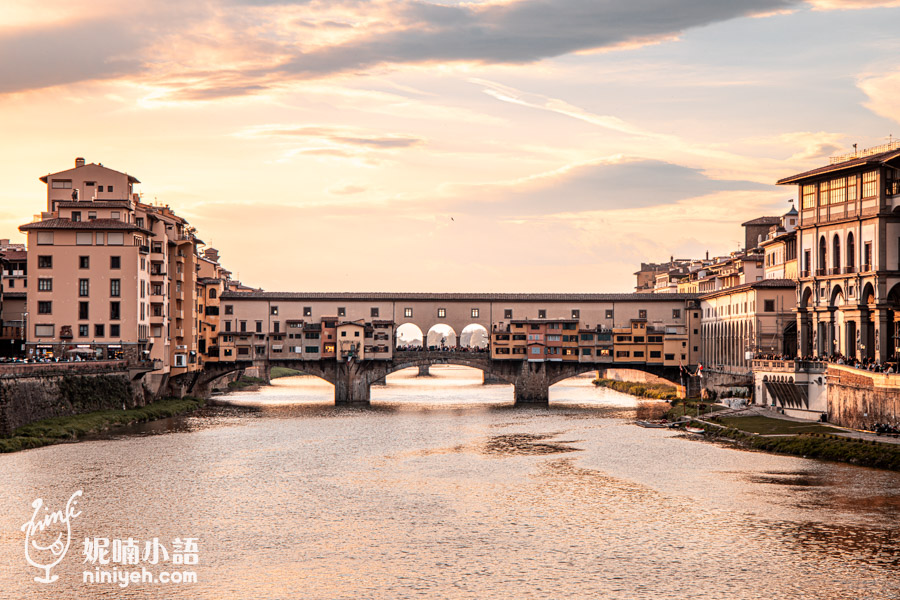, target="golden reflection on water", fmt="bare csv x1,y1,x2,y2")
0,366,897,599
